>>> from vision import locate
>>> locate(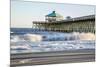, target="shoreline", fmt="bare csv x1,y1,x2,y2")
11,49,95,66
